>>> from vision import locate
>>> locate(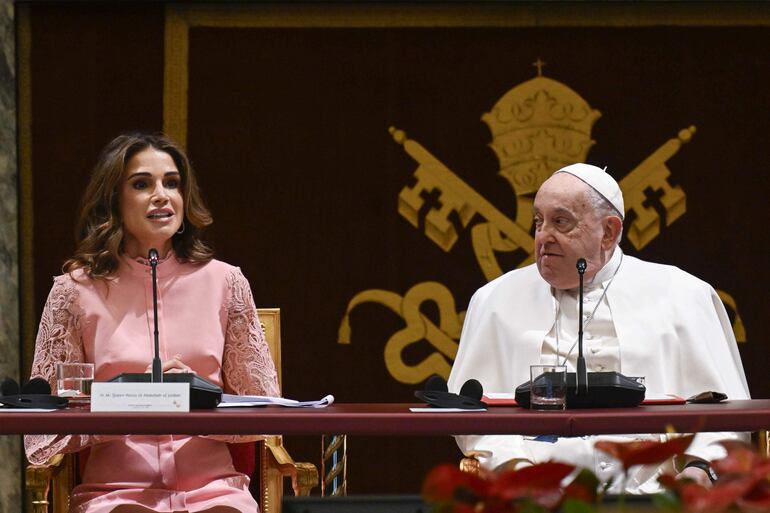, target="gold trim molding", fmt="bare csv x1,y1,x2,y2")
164,8,190,146
169,3,770,28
